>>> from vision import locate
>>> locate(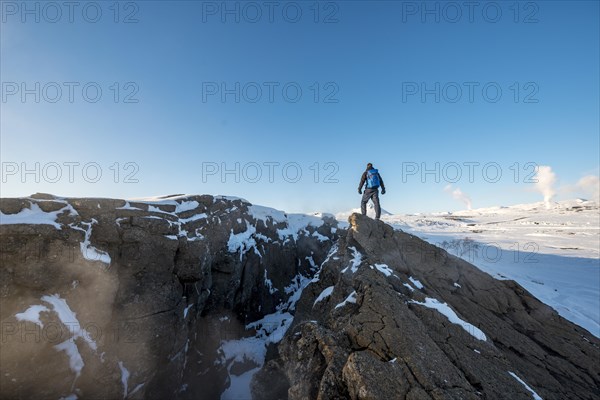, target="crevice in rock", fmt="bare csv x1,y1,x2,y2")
119,304,181,321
